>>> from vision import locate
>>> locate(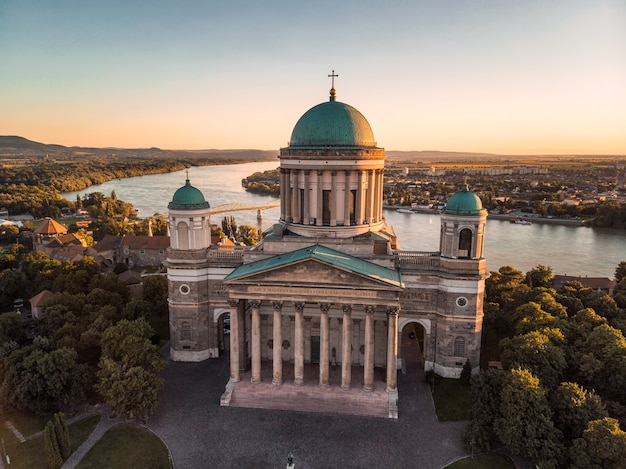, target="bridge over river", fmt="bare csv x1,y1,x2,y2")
209,200,280,219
